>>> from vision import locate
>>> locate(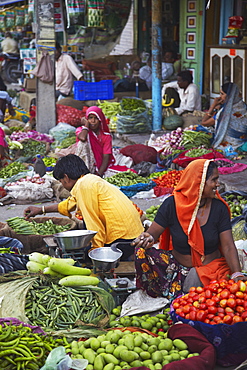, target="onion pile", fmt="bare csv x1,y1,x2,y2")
5,174,46,186
10,130,54,143
159,127,184,157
